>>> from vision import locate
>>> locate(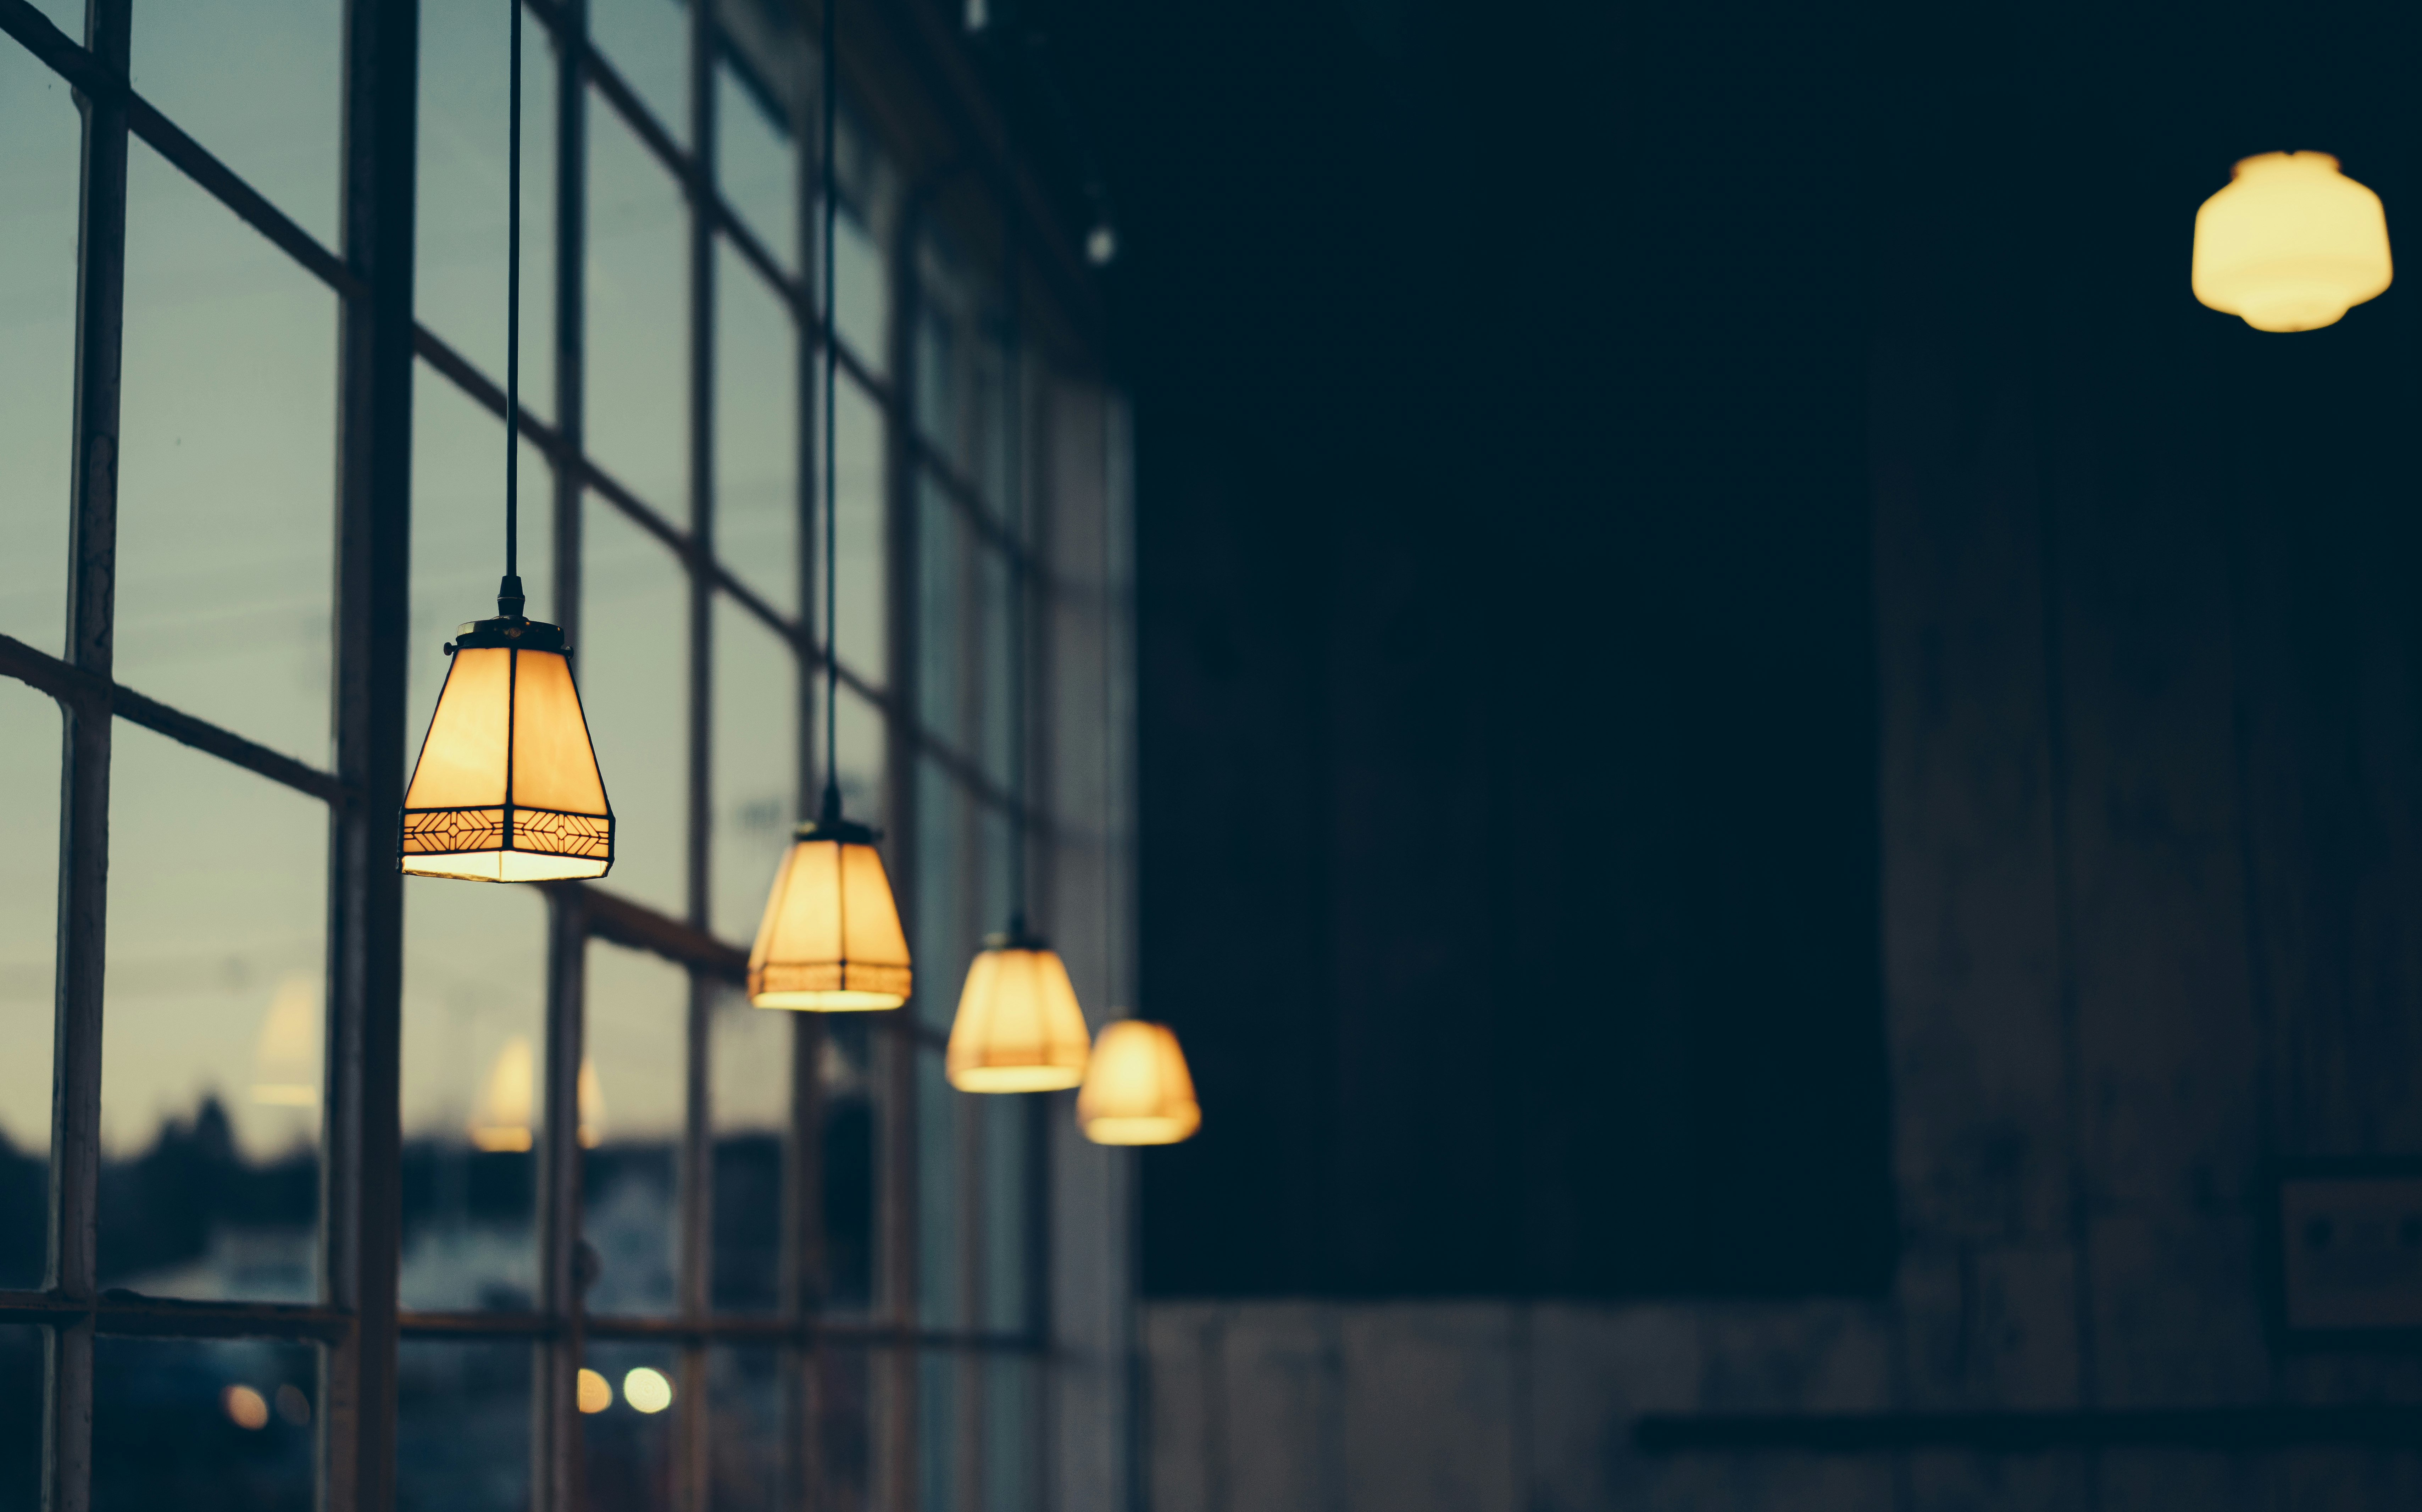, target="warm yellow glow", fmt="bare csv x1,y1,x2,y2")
2193,152,2392,332
748,833,912,1010
223,1384,270,1430
470,1036,536,1152
577,1057,606,1149
623,1367,674,1414
401,636,613,882
576,1368,613,1414
946,939,1091,1092
250,973,321,1108
1077,1020,1201,1145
